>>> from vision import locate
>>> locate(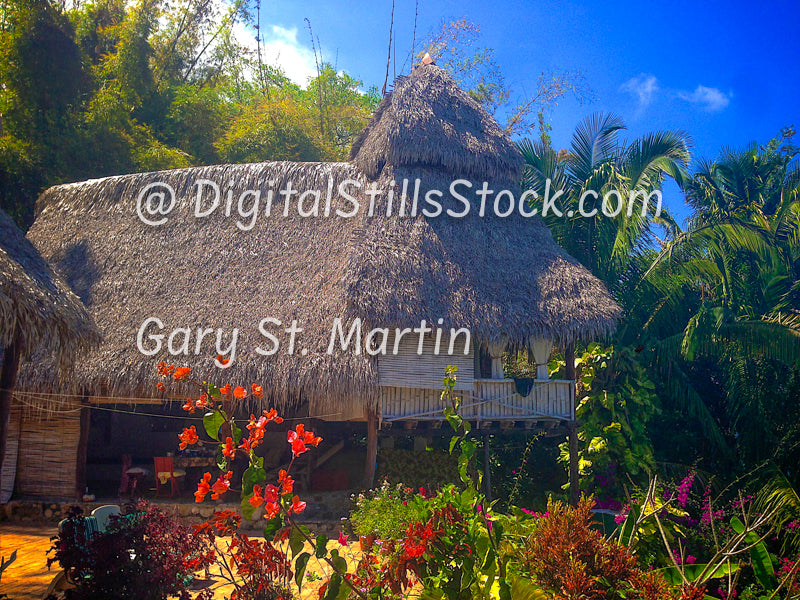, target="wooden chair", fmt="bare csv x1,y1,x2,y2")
154,456,185,498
